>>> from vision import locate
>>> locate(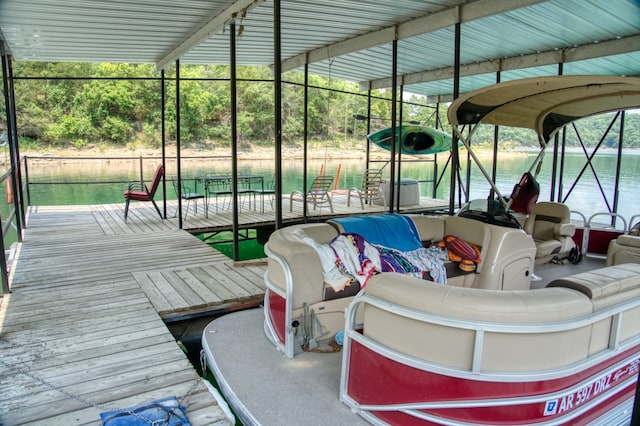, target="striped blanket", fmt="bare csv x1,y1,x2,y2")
302,232,447,292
